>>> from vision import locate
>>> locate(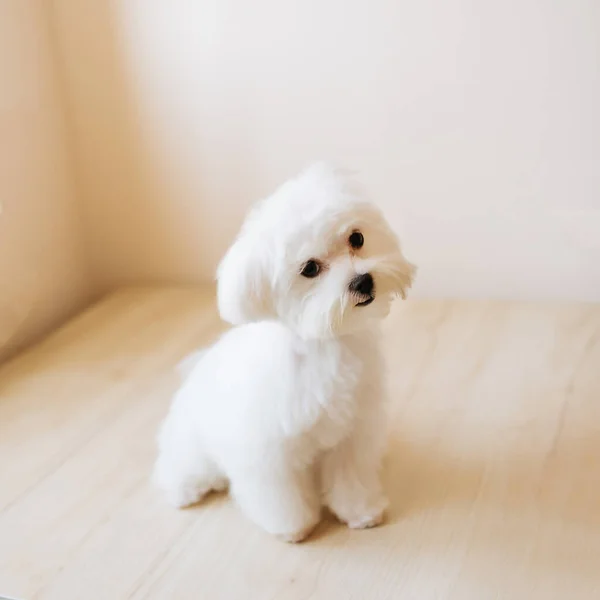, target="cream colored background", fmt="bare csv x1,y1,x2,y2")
0,1,91,362
52,0,600,300
1,1,599,359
